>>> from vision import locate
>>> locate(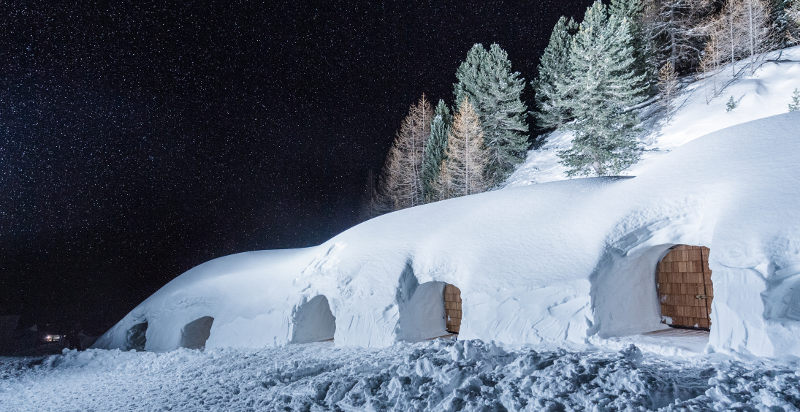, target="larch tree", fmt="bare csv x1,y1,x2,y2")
453,43,529,186
658,61,679,115
533,16,578,131
791,1,800,43
439,98,489,199
558,0,648,176
379,94,433,211
701,0,771,76
642,0,714,74
421,99,451,202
